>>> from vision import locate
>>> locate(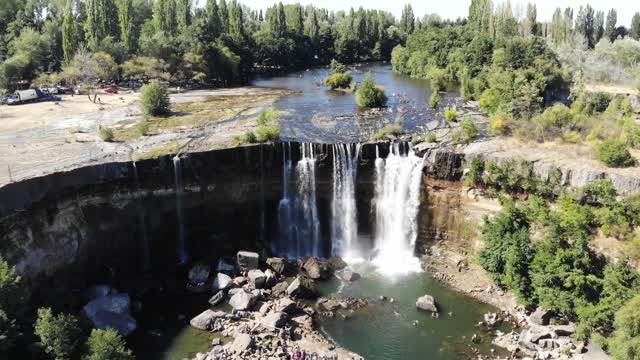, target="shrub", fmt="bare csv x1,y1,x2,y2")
533,103,575,130
444,107,458,123
324,72,352,89
429,91,440,109
608,294,640,360
479,88,502,114
34,308,83,360
489,114,510,135
140,80,170,116
257,108,279,126
561,130,582,144
255,125,280,142
0,257,22,314
426,132,437,143
83,328,134,360
136,118,150,136
356,73,387,108
98,127,114,142
242,131,257,144
459,116,479,143
329,59,346,74
589,92,612,113
596,140,636,168
372,124,403,140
